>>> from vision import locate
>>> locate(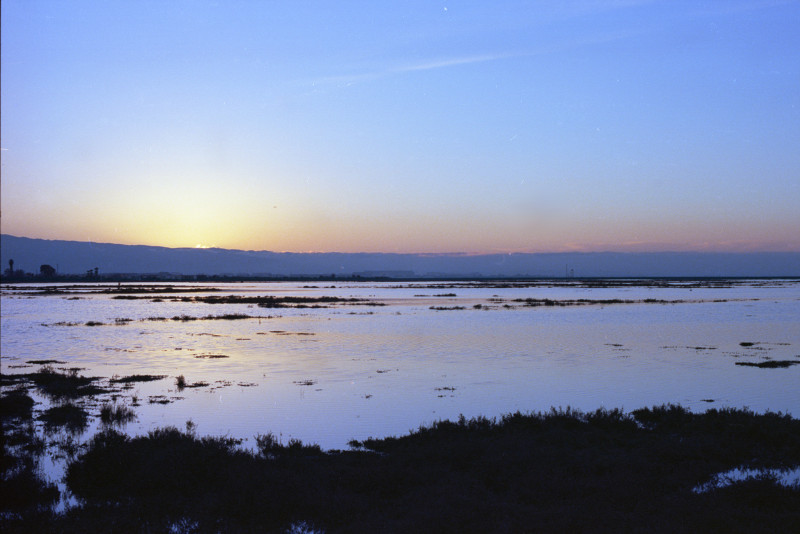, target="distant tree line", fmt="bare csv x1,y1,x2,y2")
1,259,102,282
0,259,393,283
